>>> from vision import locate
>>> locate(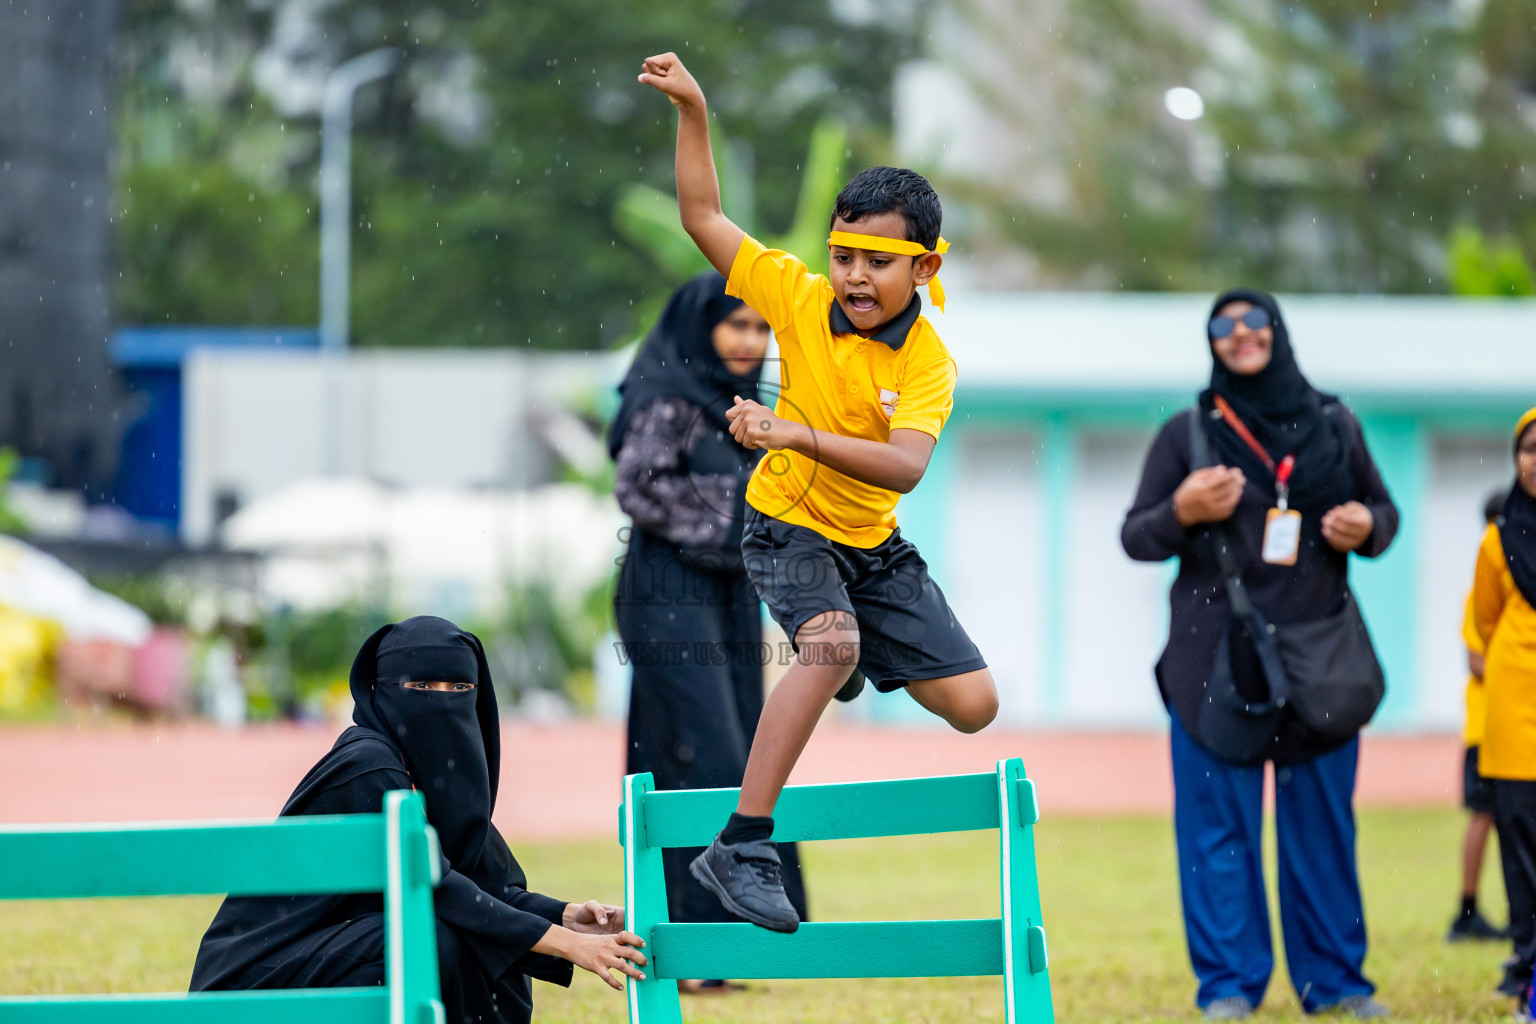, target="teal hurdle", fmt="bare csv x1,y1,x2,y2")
619,757,1055,1023
0,790,444,1024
